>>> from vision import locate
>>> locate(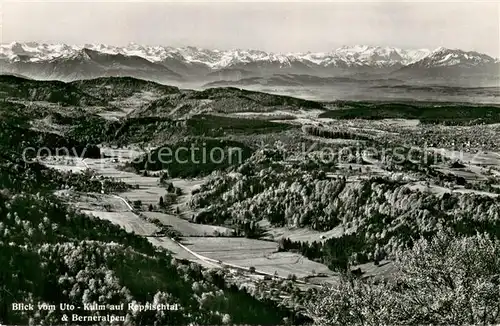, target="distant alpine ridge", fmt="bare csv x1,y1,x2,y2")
0,42,498,85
